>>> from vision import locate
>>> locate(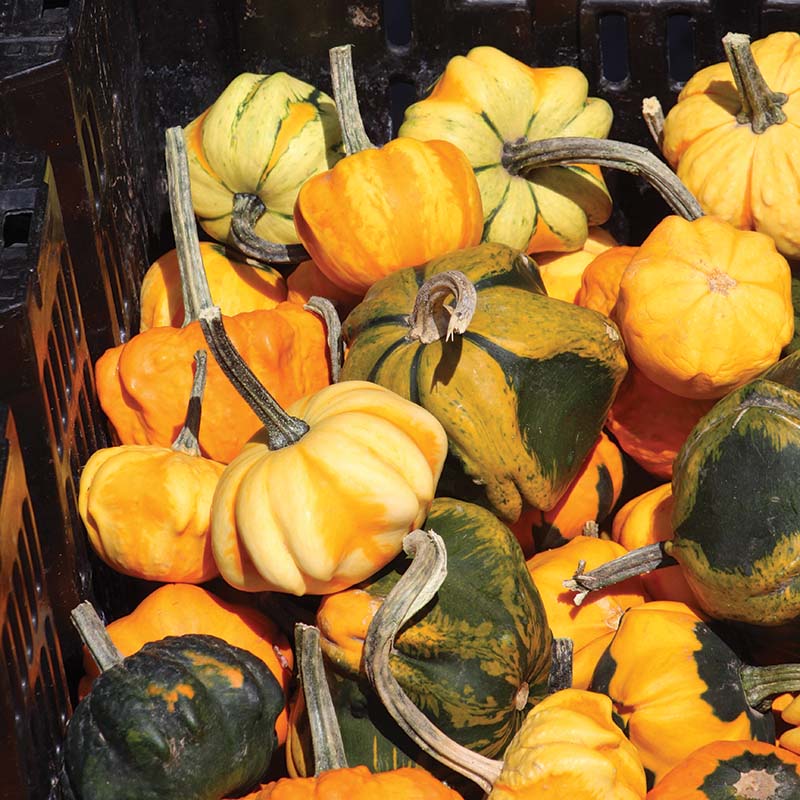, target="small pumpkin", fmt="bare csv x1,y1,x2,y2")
139,242,286,331
286,260,362,317
645,740,800,799
292,47,483,296
63,604,285,800
774,694,800,756
79,351,223,583
575,245,637,317
526,535,647,689
184,71,342,246
399,45,613,253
